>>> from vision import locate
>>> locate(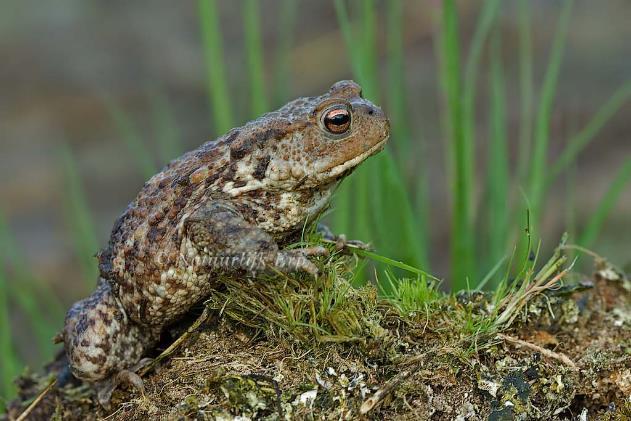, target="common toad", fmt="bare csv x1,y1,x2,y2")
61,80,389,405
